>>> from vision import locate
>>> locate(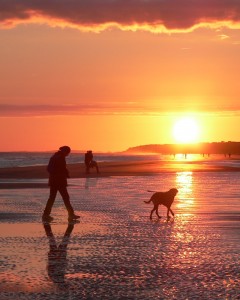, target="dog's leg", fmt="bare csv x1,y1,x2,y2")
156,205,161,219
169,208,174,216
150,206,156,220
167,208,171,220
